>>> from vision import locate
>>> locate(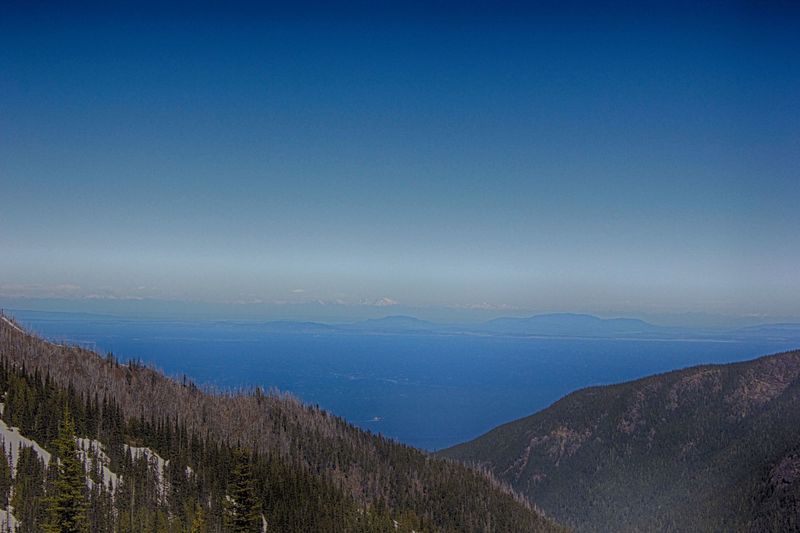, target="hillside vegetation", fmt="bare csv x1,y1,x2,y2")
442,349,800,531
0,314,562,532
